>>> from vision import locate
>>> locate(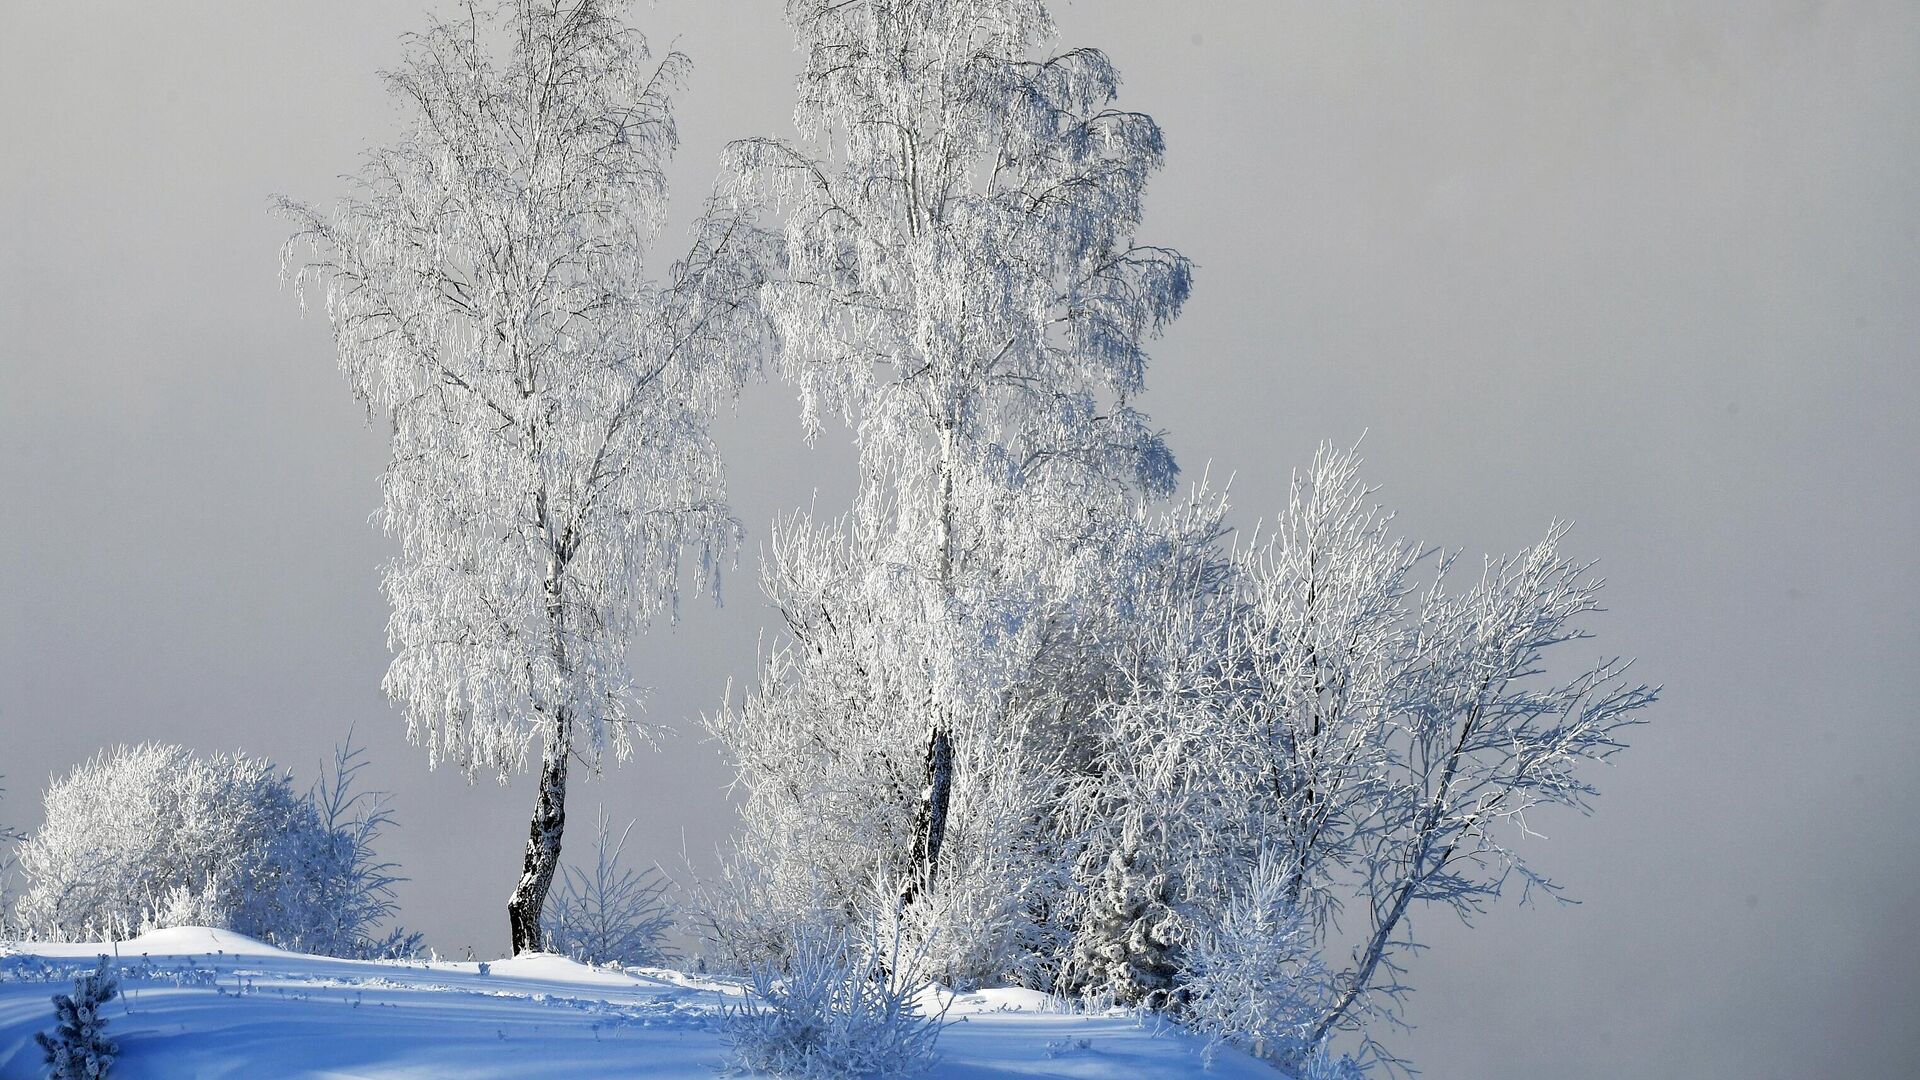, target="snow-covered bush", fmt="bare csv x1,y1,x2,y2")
36,956,119,1079
725,914,947,1079
289,737,418,959
12,740,413,955
1178,848,1328,1066
14,744,317,942
541,807,673,968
